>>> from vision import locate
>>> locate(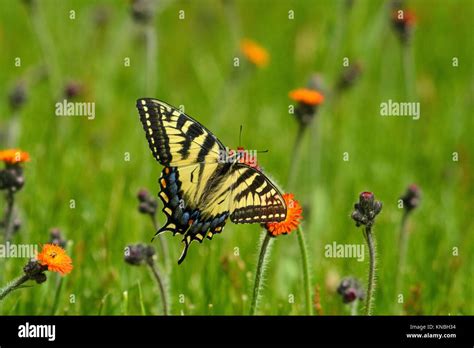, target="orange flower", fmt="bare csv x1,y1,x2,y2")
392,9,416,26
0,149,30,165
37,244,73,276
266,193,303,236
289,88,324,106
240,39,269,67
